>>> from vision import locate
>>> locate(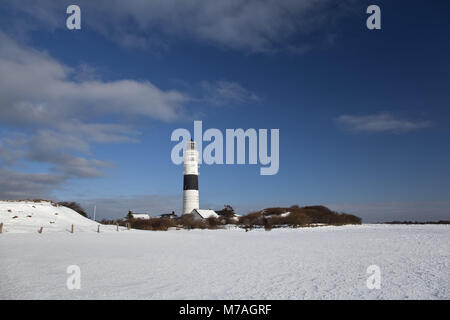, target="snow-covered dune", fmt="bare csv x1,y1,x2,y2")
0,200,118,233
